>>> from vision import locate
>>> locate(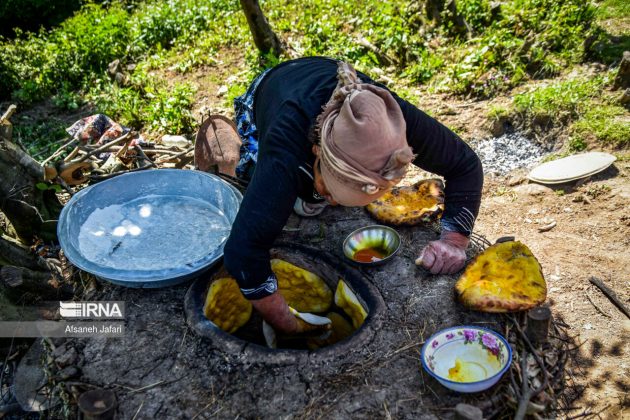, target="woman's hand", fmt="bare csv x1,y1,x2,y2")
416,230,469,274
249,292,331,335
250,292,299,334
